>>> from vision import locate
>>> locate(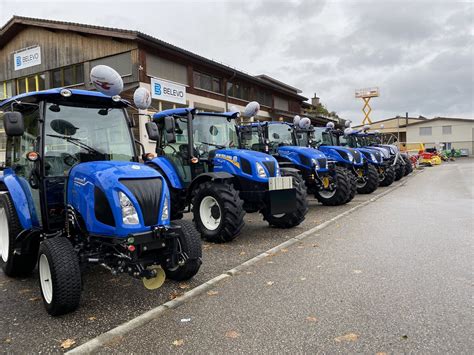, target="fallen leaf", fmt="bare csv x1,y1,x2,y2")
207,290,219,296
401,335,408,340
353,270,362,274
60,339,76,349
312,244,320,248
18,289,32,294
300,277,307,281
172,339,184,347
225,330,240,339
239,251,246,256
245,271,253,275
168,290,184,300
306,316,318,322
266,281,274,286
88,316,97,321
267,261,274,264
4,338,11,344
281,248,289,253
334,333,359,342
28,297,40,302
178,283,190,290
